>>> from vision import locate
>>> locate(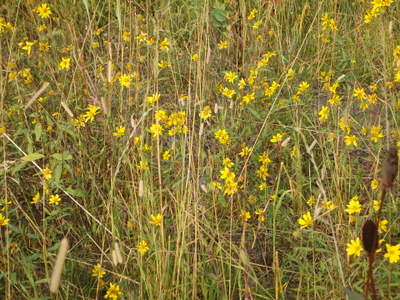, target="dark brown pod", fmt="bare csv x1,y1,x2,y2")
362,220,378,254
